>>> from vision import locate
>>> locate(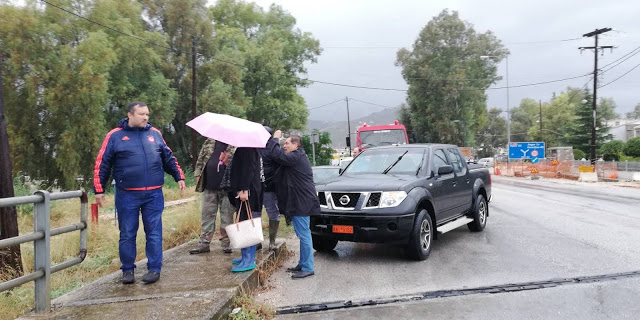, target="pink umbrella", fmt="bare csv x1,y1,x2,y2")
186,112,271,148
